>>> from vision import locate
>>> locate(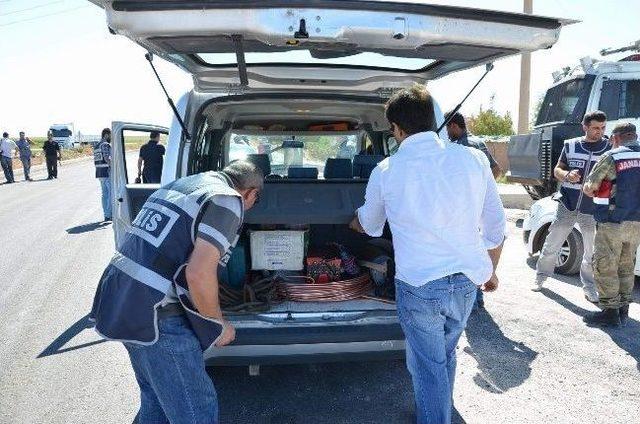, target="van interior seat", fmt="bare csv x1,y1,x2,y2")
288,167,319,179
246,153,271,177
324,158,353,179
353,154,385,178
